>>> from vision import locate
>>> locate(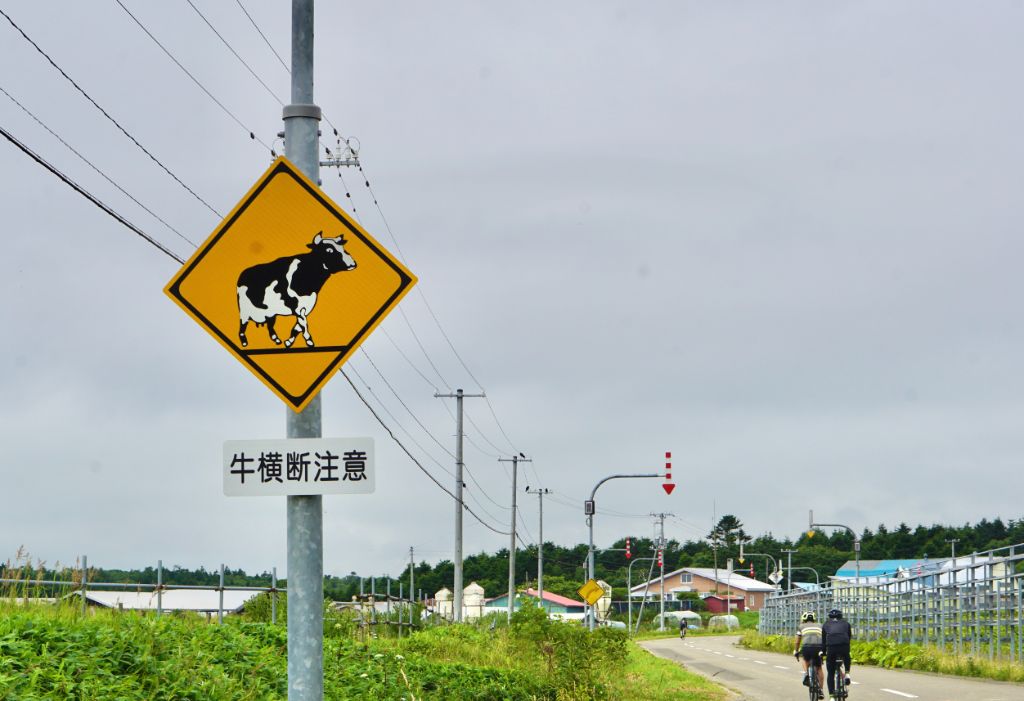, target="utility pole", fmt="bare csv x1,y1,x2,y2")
408,546,415,614
946,538,959,566
285,1,323,698
781,549,798,594
499,454,531,622
525,487,551,605
435,388,485,622
651,512,674,630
